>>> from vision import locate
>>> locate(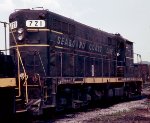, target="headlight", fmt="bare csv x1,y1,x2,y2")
17,34,24,41
17,28,24,34
17,28,24,41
